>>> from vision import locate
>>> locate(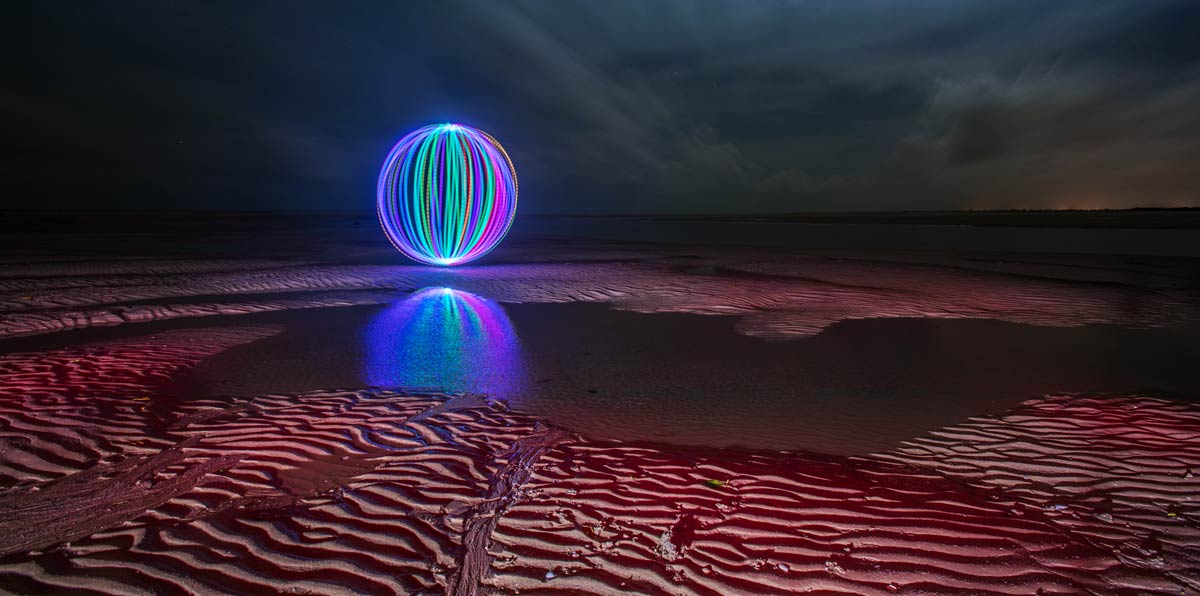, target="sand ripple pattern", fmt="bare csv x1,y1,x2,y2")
1,329,1196,594
1,252,1196,340
879,394,1200,591
489,395,1199,595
